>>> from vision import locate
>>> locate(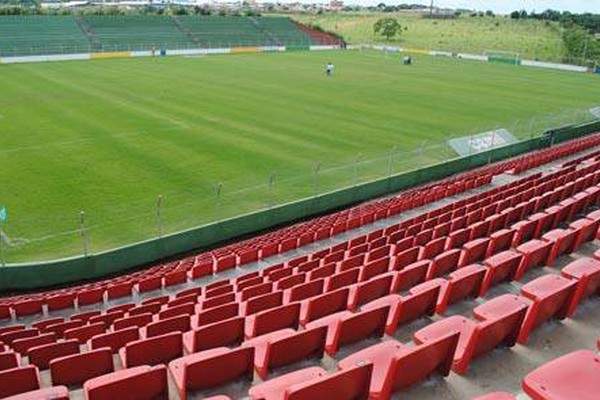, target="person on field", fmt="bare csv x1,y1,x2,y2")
325,62,334,76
